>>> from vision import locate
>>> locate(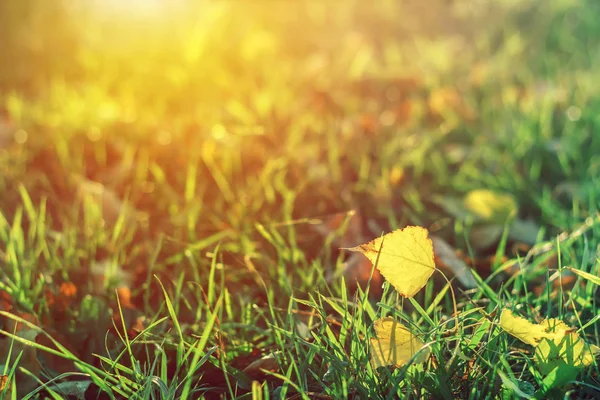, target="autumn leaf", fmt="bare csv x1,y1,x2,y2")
370,317,429,369
0,291,12,313
348,226,435,298
463,189,517,222
534,319,600,374
435,190,540,251
500,309,600,380
431,235,477,289
499,309,561,347
242,352,281,378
